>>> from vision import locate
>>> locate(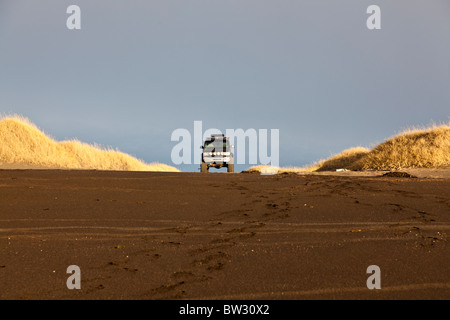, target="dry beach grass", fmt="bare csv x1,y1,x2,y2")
246,123,450,174
0,115,179,172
